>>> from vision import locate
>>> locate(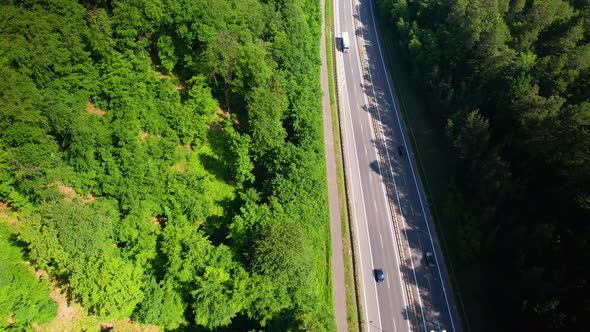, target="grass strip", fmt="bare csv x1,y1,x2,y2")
325,0,360,330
